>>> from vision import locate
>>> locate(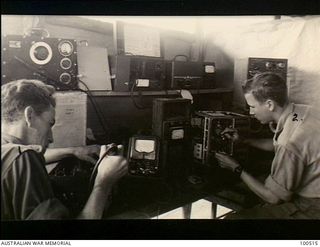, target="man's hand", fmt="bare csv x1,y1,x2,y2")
221,127,241,143
94,145,128,189
72,145,101,165
215,152,241,172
